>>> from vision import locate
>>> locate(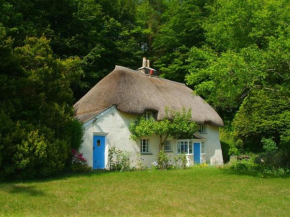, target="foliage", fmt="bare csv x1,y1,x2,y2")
71,149,91,173
152,0,207,82
192,163,208,168
0,32,84,179
108,147,131,171
229,151,290,176
130,108,198,150
174,154,187,169
186,0,290,156
255,149,289,168
0,0,143,99
155,150,176,170
230,158,257,172
233,91,290,153
261,138,278,153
